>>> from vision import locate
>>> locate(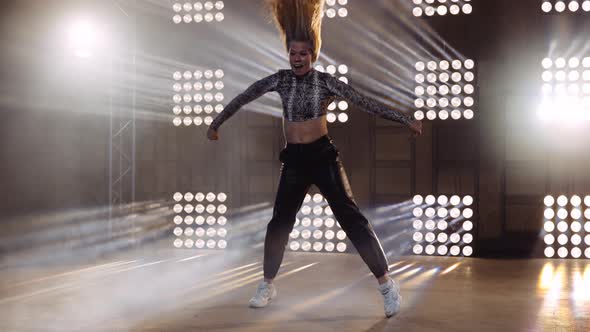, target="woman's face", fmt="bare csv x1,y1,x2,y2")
289,41,313,76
